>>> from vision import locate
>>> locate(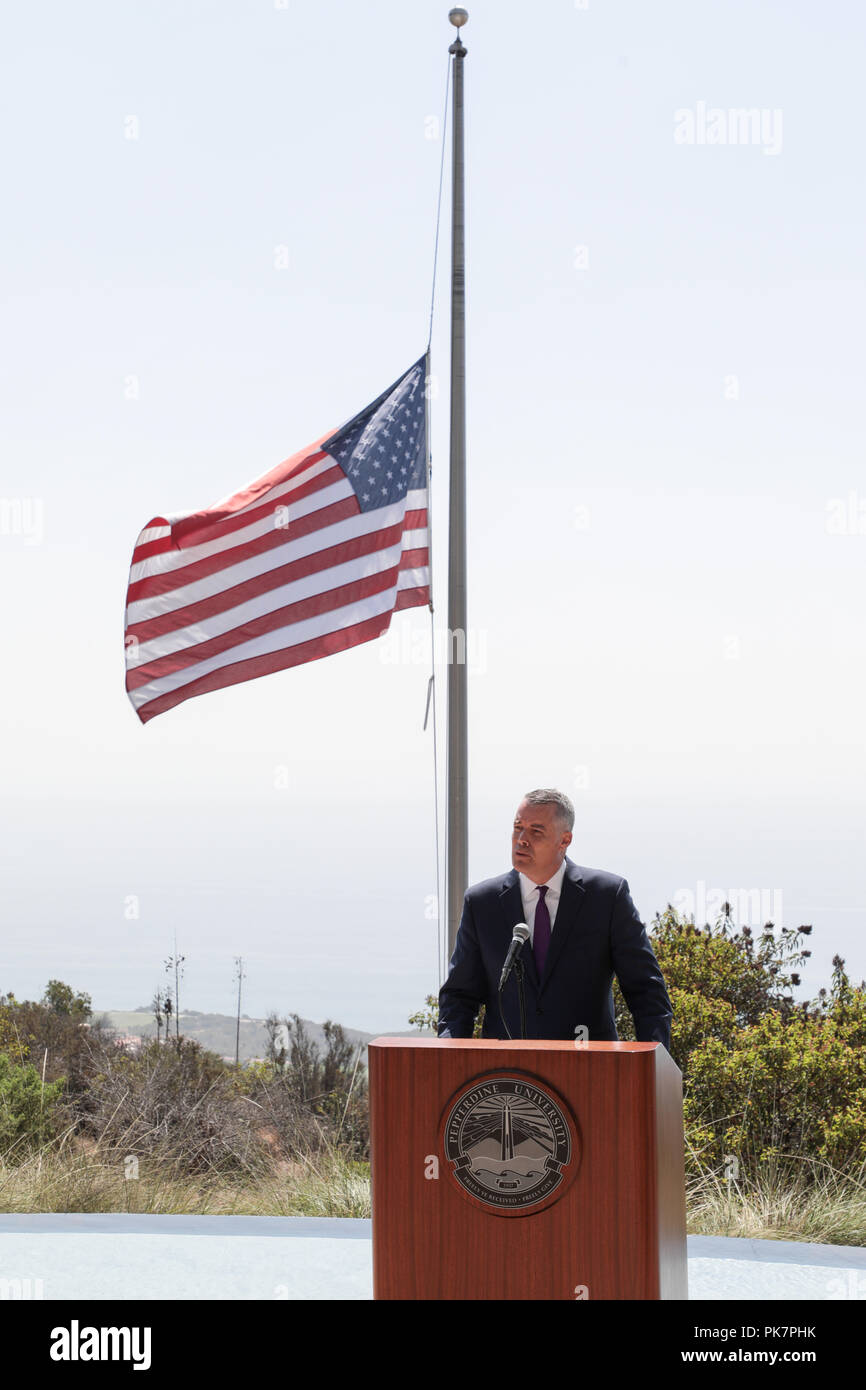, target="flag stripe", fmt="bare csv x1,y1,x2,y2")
131,524,176,564
394,584,429,613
